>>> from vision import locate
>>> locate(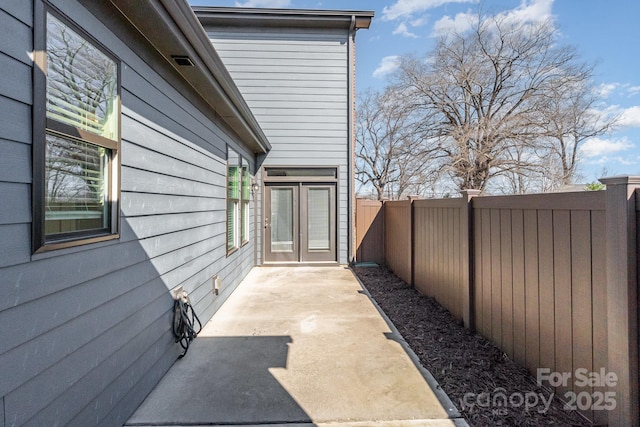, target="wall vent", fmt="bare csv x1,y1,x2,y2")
171,55,194,66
